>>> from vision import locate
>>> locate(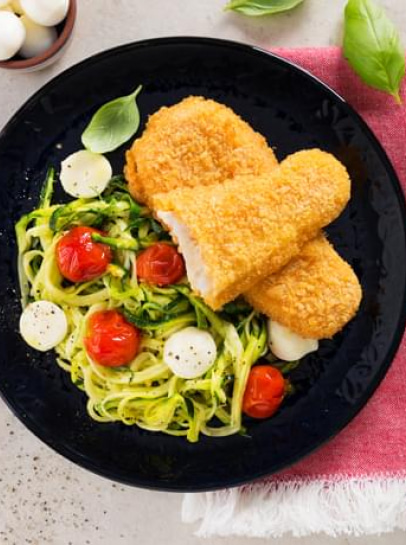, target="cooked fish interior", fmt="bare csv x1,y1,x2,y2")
156,211,211,295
